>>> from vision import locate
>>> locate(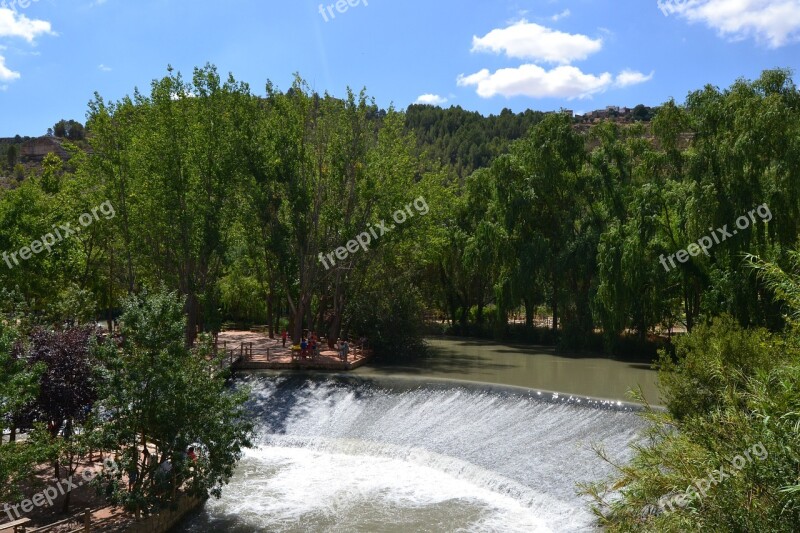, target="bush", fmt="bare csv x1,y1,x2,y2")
583,316,800,532
658,315,779,421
